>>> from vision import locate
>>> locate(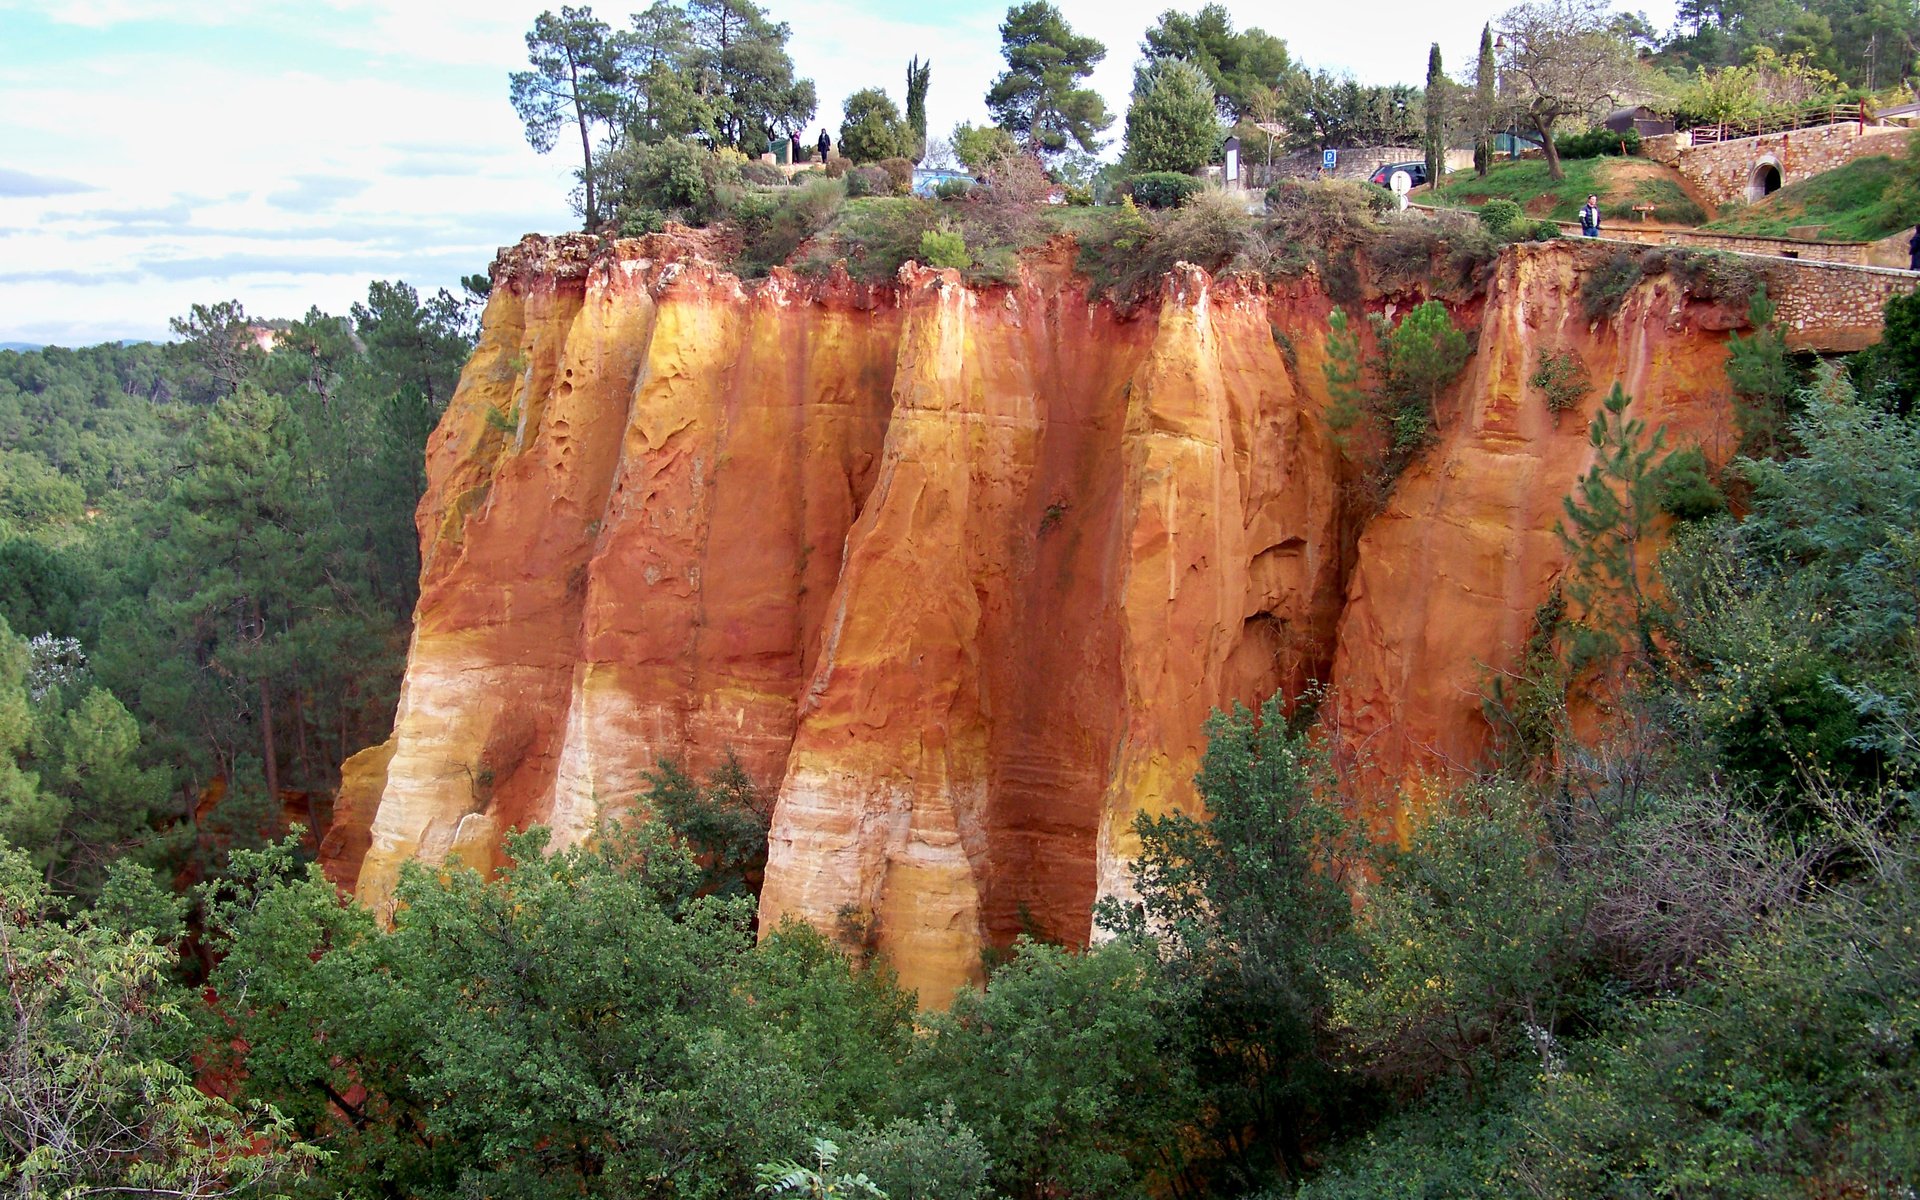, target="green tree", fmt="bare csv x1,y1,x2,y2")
1724,287,1797,457
1139,4,1293,121
206,826,914,1199
1382,300,1471,447
1475,23,1496,176
640,751,772,899
905,56,931,162
951,121,1020,173
1278,70,1422,151
1424,43,1446,189
686,0,818,152
1332,785,1592,1100
168,298,262,401
1100,695,1361,1188
1322,299,1471,497
0,847,317,1197
352,279,474,411
0,538,88,639
839,87,913,163
1556,383,1671,662
511,6,622,228
905,939,1195,1200
1123,59,1219,174
1495,0,1638,181
985,2,1113,158
613,1,717,145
